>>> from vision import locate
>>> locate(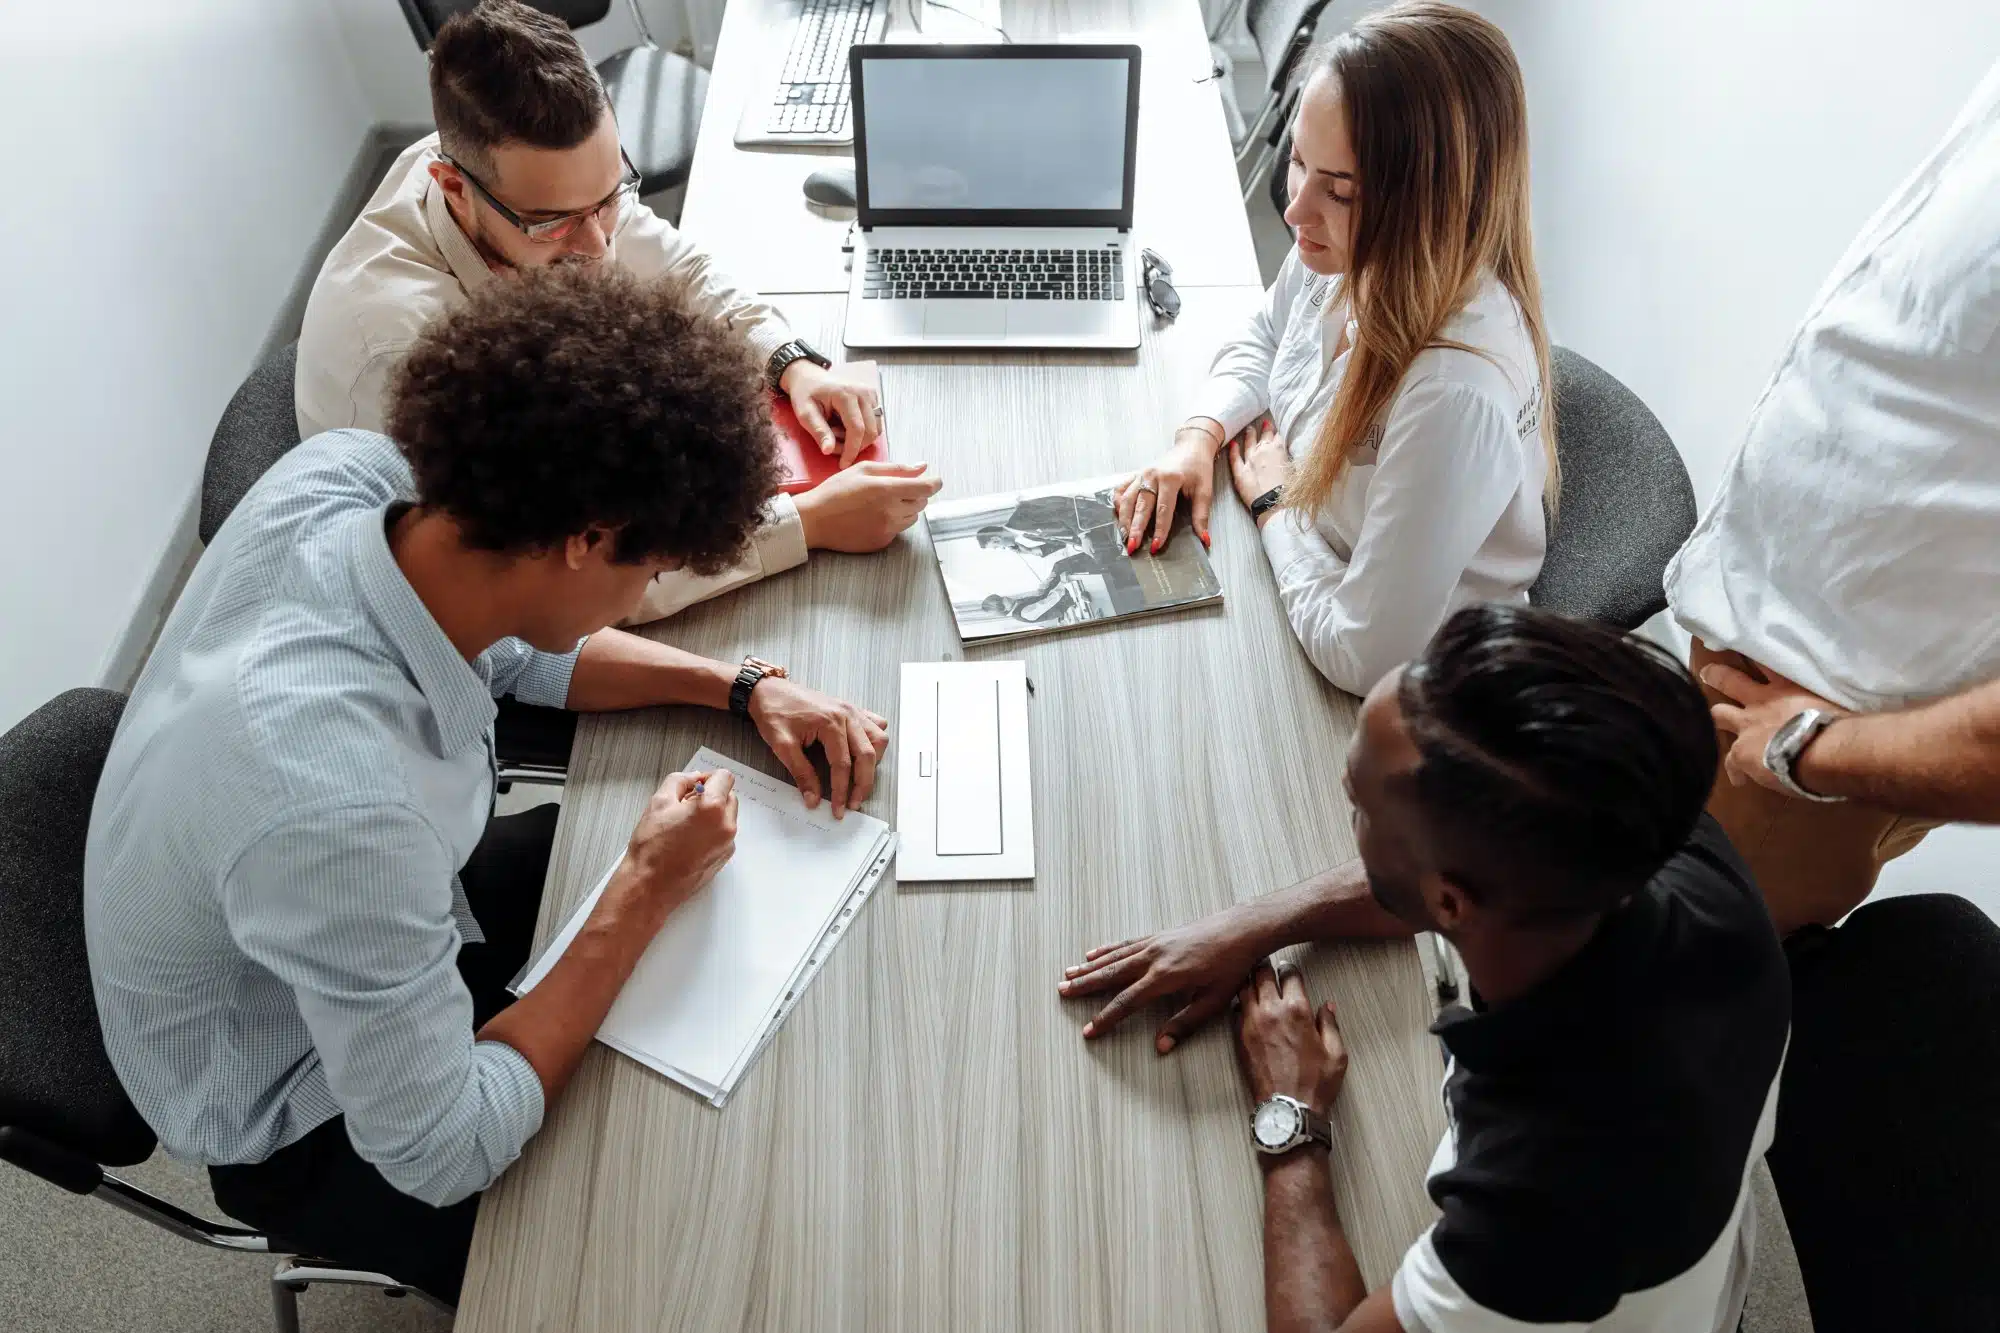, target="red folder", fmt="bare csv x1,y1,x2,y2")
771,360,888,494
